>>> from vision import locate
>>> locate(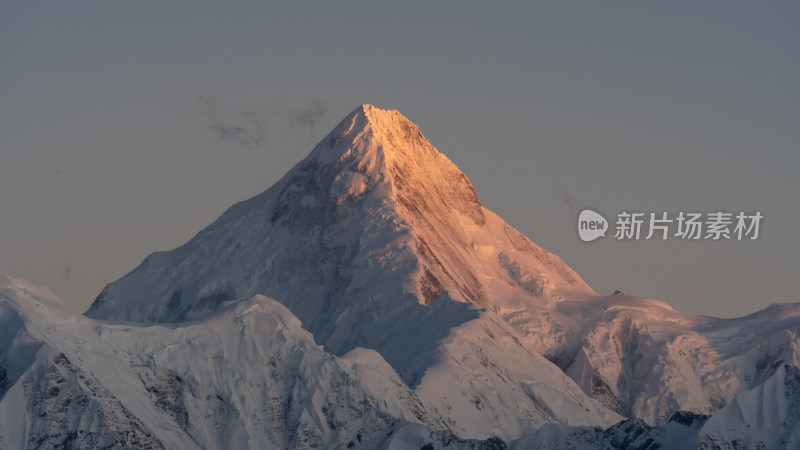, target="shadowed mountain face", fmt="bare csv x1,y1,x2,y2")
78,105,800,439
